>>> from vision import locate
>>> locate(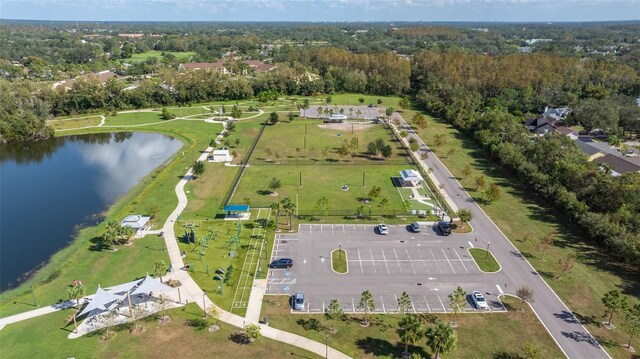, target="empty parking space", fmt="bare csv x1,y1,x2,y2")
266,224,507,314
